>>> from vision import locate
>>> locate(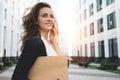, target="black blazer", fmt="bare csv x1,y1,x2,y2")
11,37,47,80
